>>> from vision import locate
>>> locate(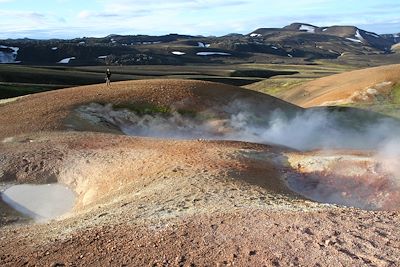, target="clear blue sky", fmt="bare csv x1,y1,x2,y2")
0,0,399,39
